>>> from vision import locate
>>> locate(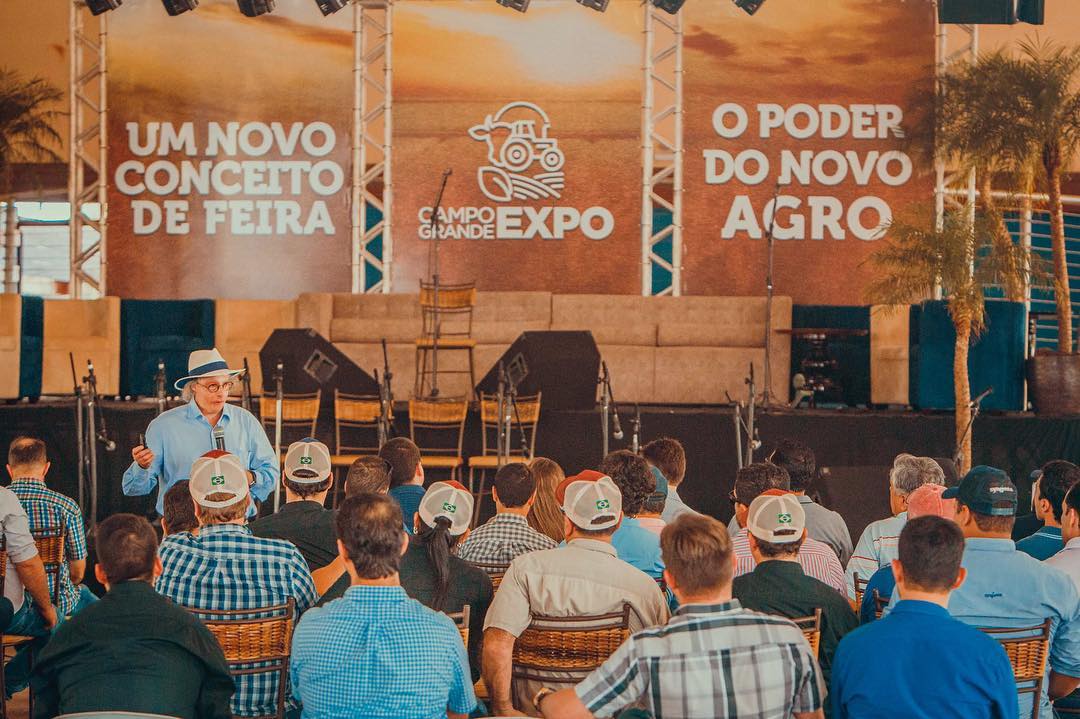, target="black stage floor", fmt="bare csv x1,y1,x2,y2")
1,400,1077,543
